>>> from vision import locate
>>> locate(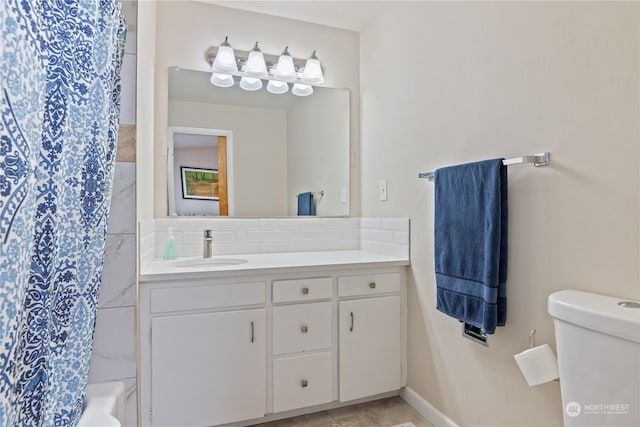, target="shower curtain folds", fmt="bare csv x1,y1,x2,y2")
0,0,126,425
